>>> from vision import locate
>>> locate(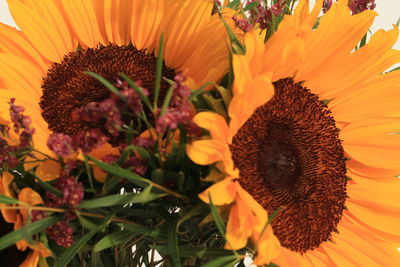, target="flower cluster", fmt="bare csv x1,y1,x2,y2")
33,162,84,247
247,0,286,30
0,100,36,168
156,73,201,136
323,0,376,14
